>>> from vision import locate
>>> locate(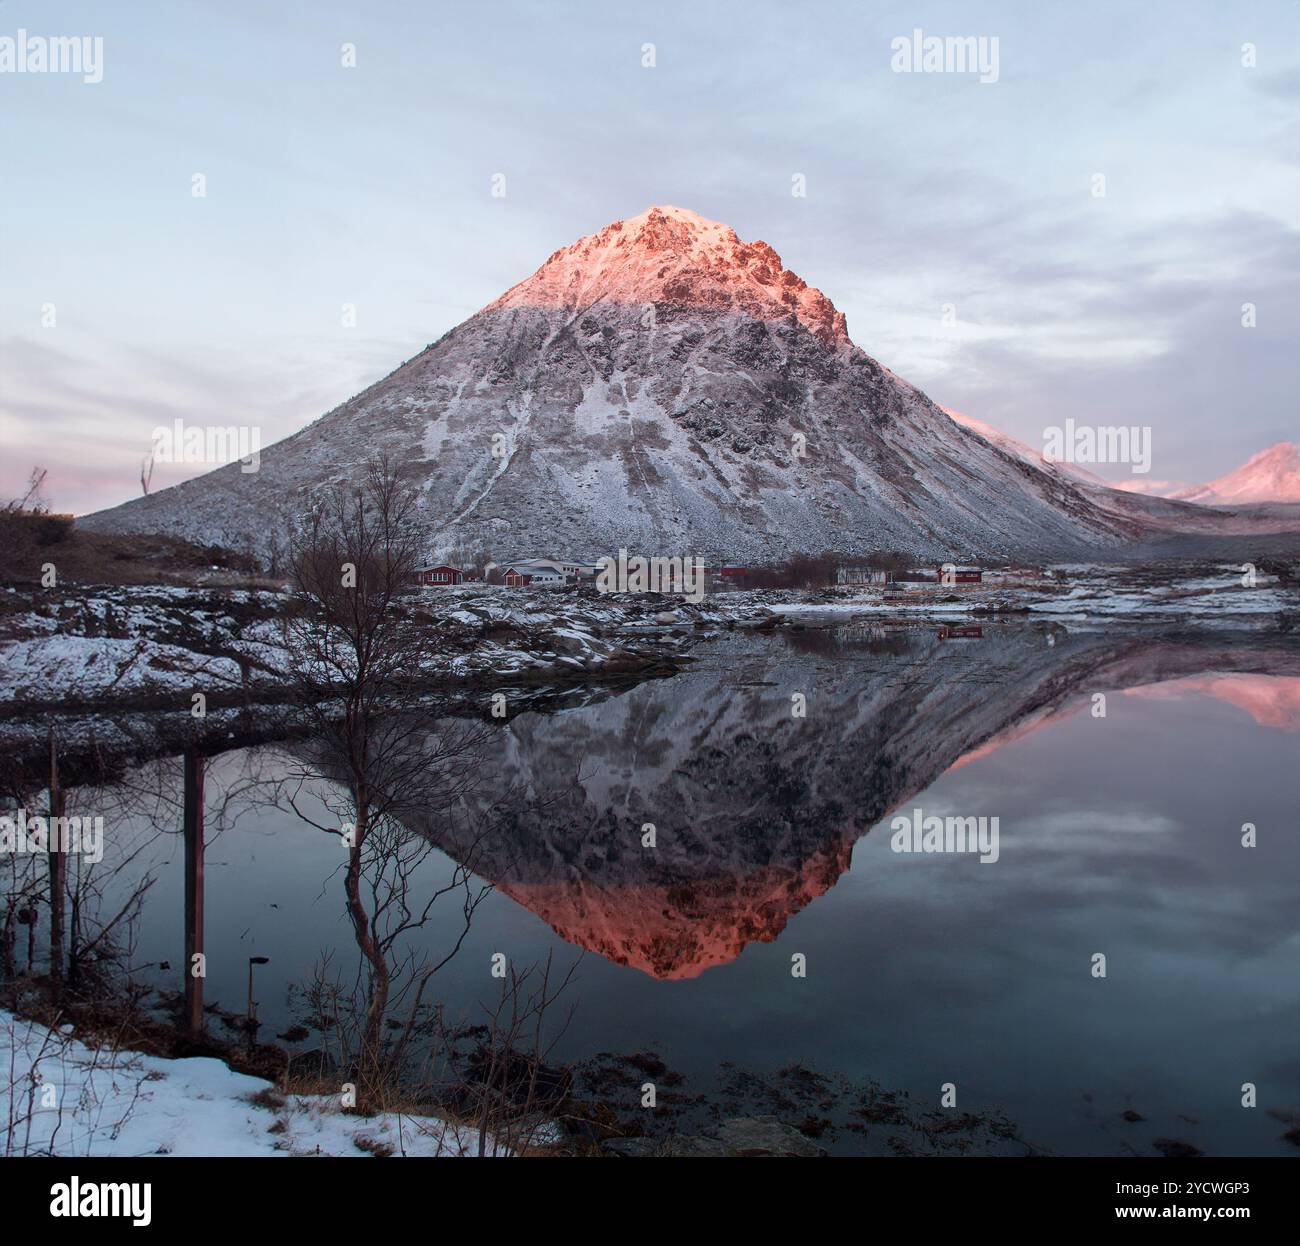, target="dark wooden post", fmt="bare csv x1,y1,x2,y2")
182,748,206,1038
47,730,66,991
